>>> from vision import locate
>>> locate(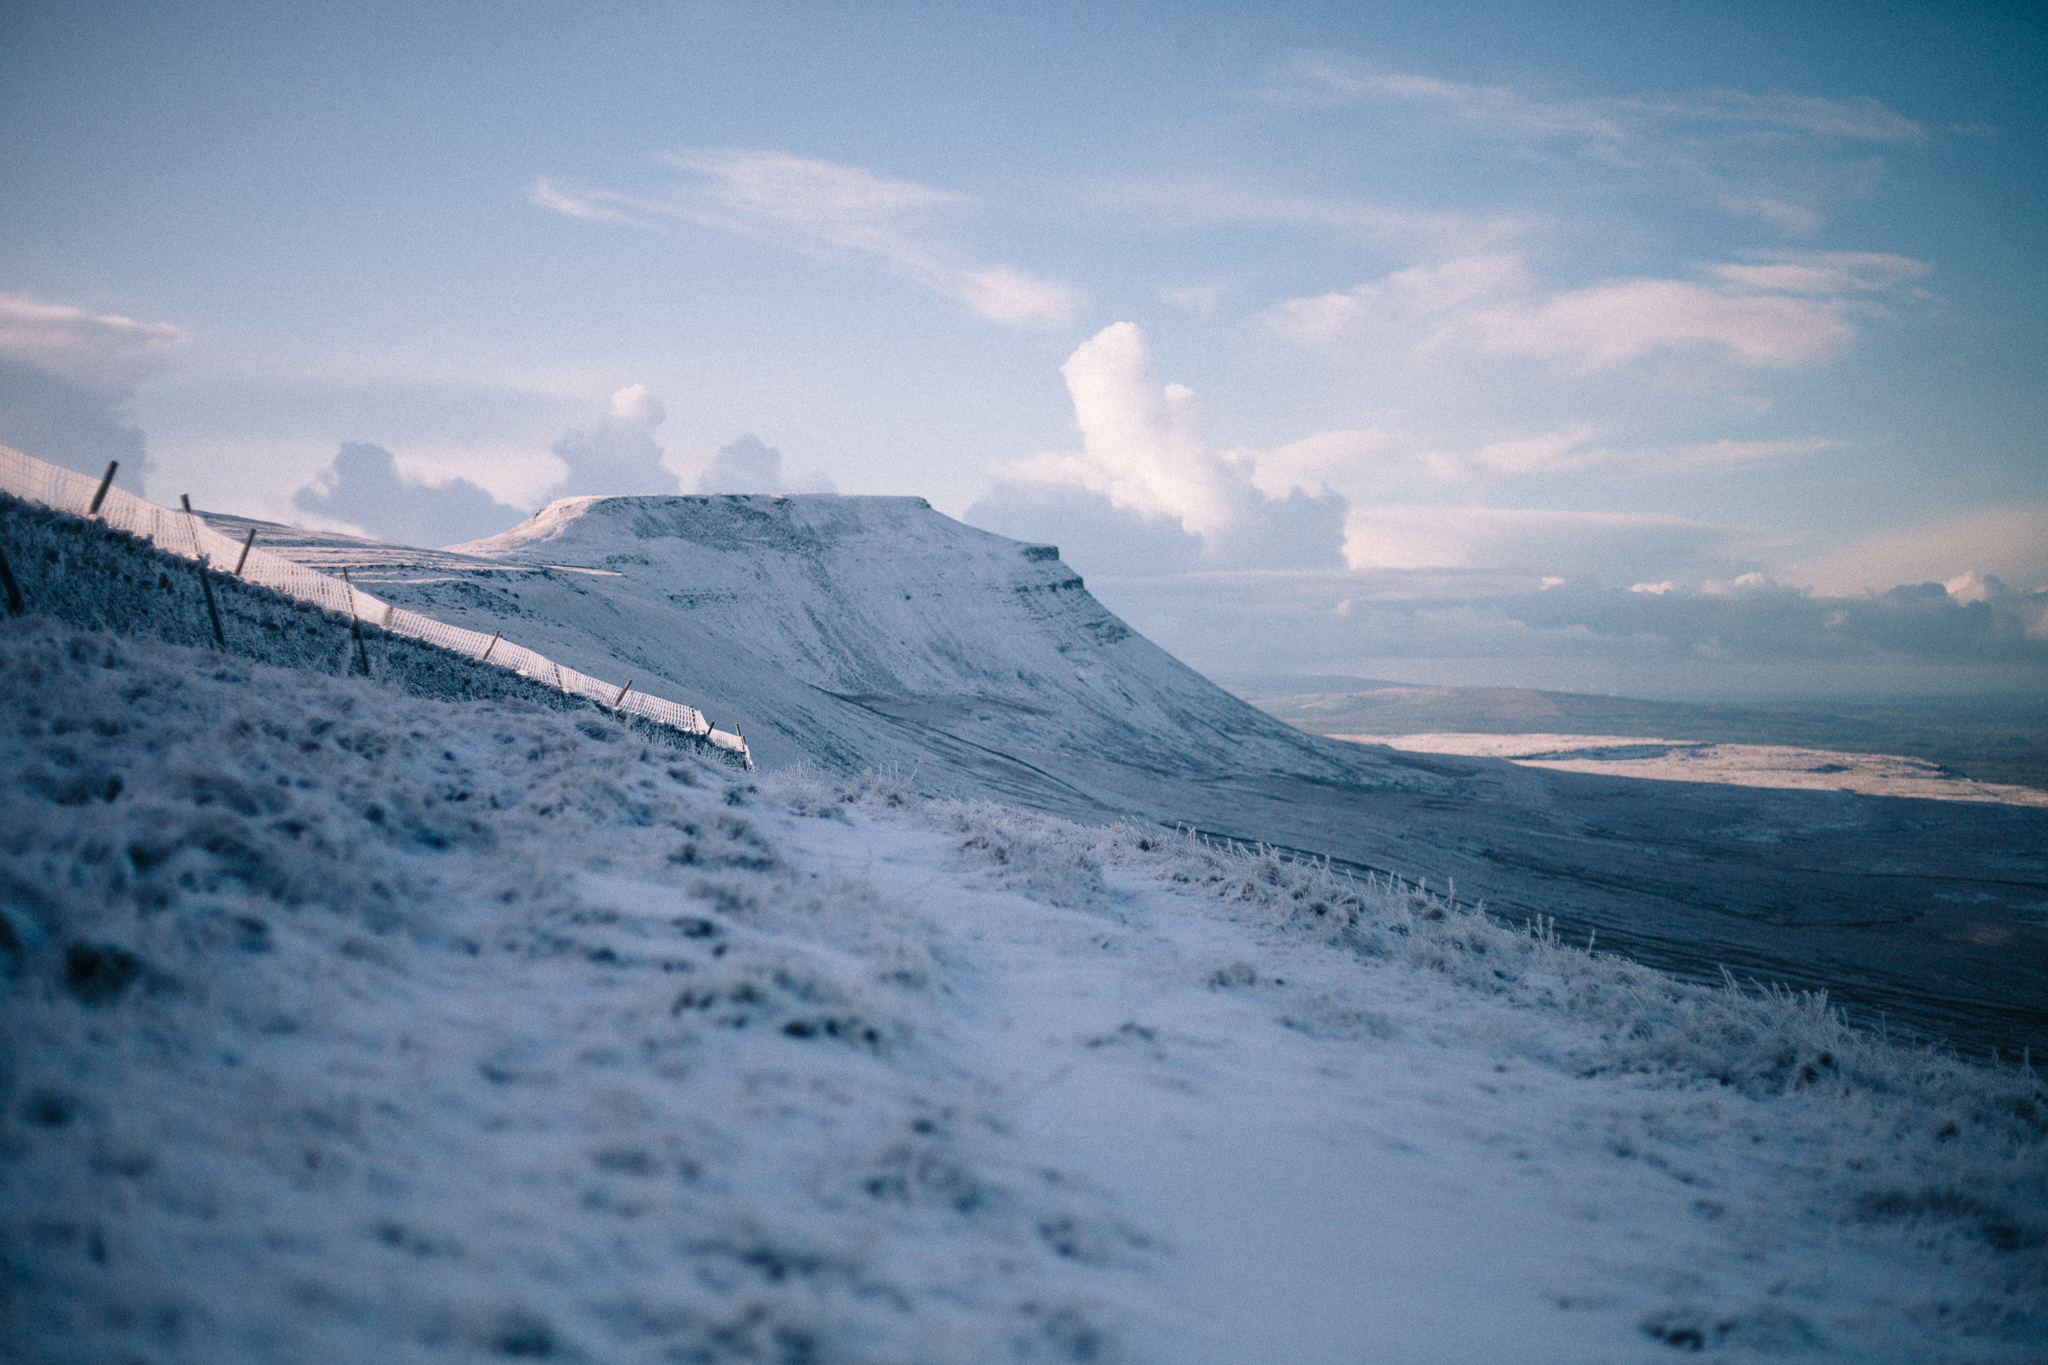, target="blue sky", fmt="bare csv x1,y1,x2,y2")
3,0,2044,697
